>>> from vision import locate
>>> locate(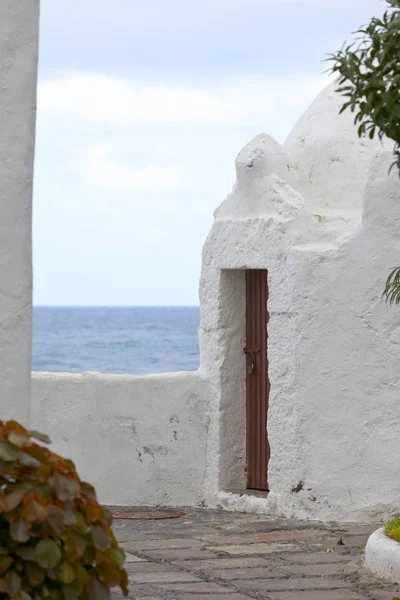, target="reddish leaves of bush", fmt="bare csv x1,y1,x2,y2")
0,420,128,599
